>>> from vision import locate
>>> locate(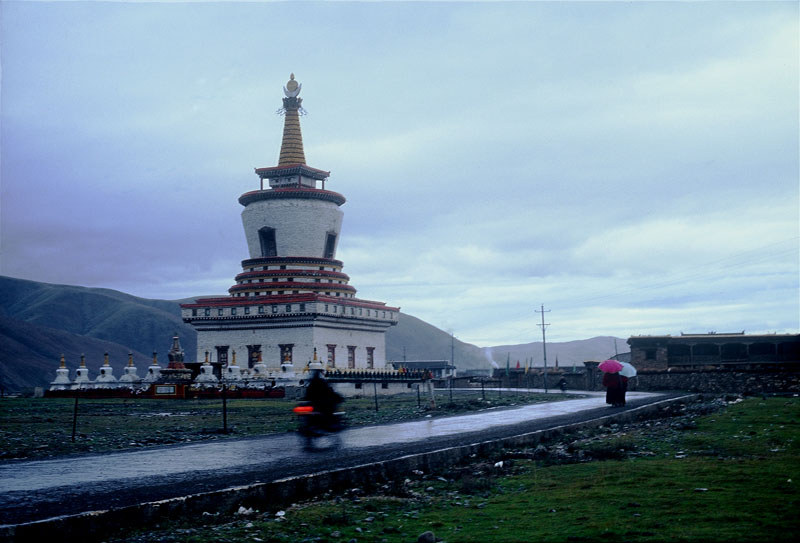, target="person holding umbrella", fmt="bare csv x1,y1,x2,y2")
599,359,627,407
